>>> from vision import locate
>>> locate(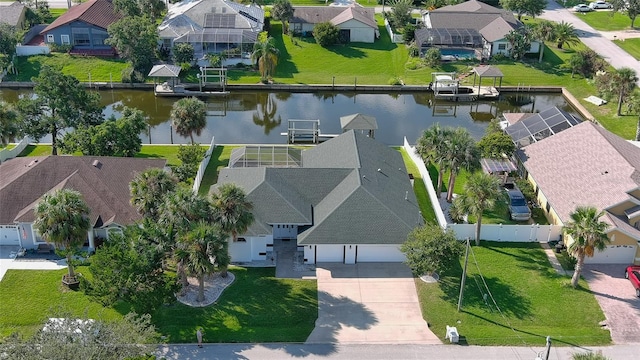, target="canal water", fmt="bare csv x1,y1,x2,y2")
0,89,573,145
